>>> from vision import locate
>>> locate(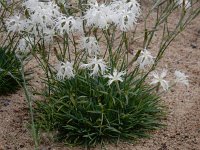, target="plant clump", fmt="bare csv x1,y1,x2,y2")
1,0,197,148
36,70,164,146
0,47,22,95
